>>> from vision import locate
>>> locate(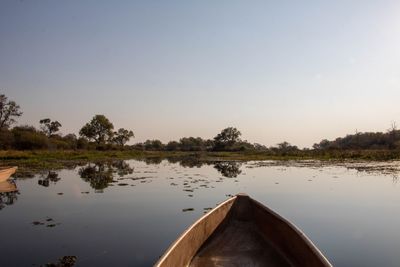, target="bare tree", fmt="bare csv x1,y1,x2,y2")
0,94,23,129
